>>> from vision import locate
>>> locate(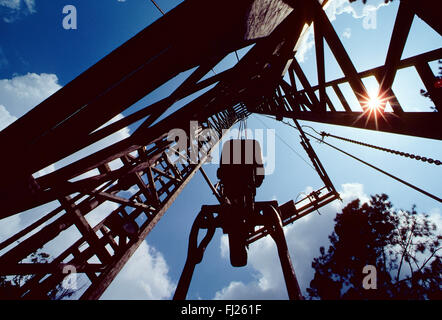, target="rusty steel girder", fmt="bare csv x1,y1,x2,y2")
0,0,440,299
